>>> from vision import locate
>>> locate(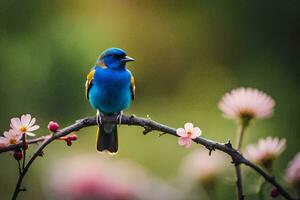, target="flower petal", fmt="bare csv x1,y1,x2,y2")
190,127,202,139
10,117,21,130
178,137,187,146
21,114,31,126
176,128,187,137
0,137,9,145
184,123,194,132
15,134,23,141
184,138,192,148
27,125,40,132
27,117,36,128
178,137,192,148
3,131,11,138
26,132,36,137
